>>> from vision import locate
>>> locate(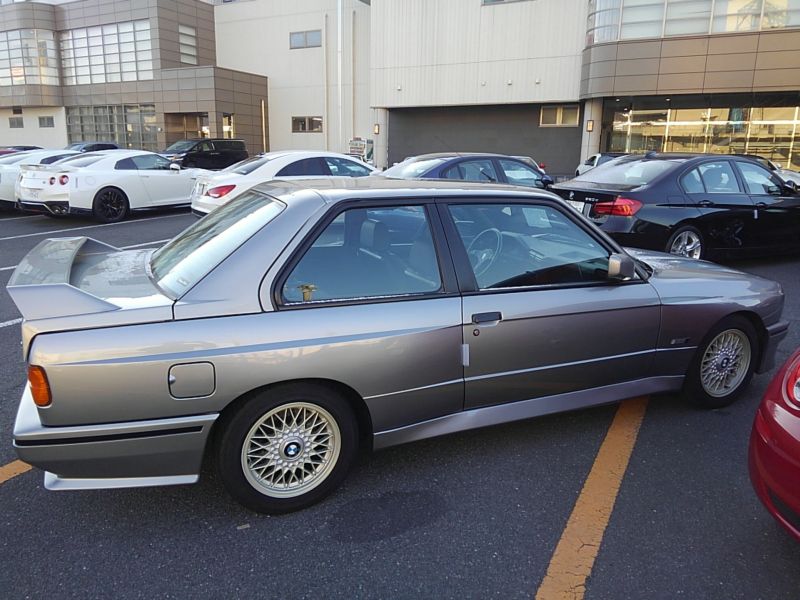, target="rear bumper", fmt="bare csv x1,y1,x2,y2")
17,200,90,216
13,385,218,489
750,403,800,542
